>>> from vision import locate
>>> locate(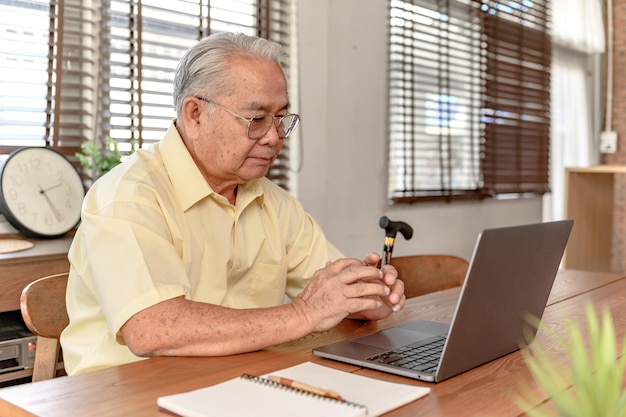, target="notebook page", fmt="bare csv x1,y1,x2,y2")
157,375,366,417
